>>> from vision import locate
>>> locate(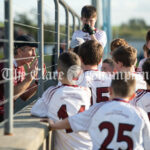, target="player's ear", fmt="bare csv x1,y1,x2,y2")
57,69,64,81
